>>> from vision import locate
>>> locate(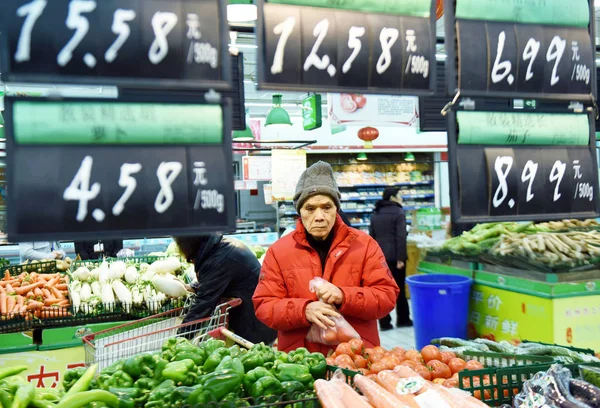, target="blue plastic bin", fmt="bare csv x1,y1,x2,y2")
407,274,473,349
